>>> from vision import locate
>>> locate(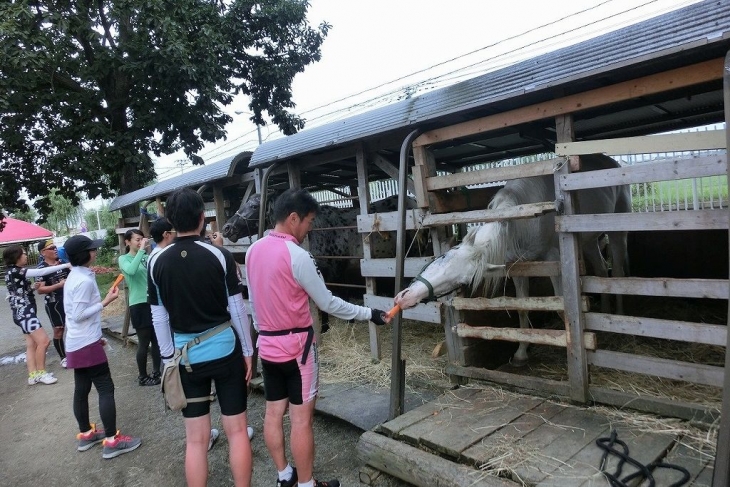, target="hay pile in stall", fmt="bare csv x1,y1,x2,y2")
317,317,450,391
521,295,726,407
